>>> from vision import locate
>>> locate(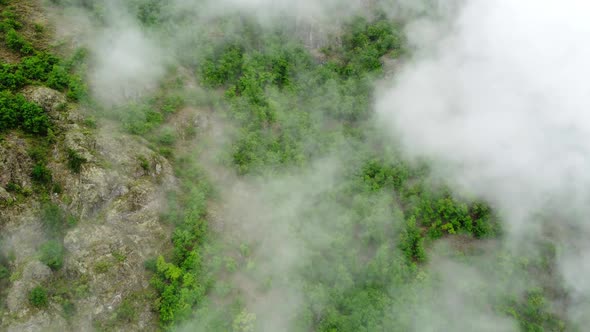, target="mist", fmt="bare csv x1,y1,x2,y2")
89,18,165,105
377,0,590,326
55,0,436,106
29,0,589,330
